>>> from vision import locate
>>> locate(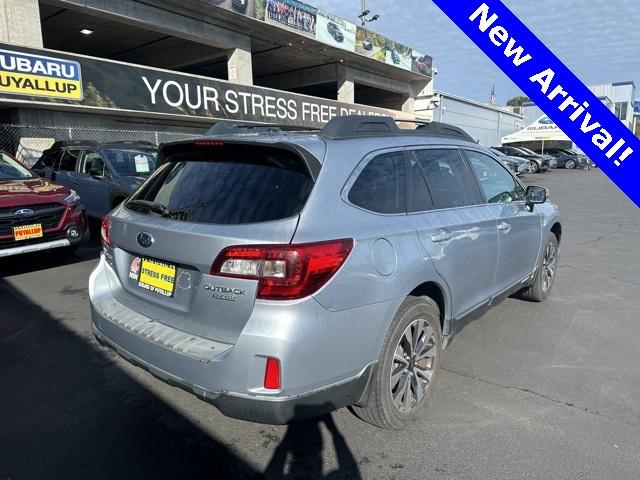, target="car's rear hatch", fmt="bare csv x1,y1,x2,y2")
106,139,322,345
